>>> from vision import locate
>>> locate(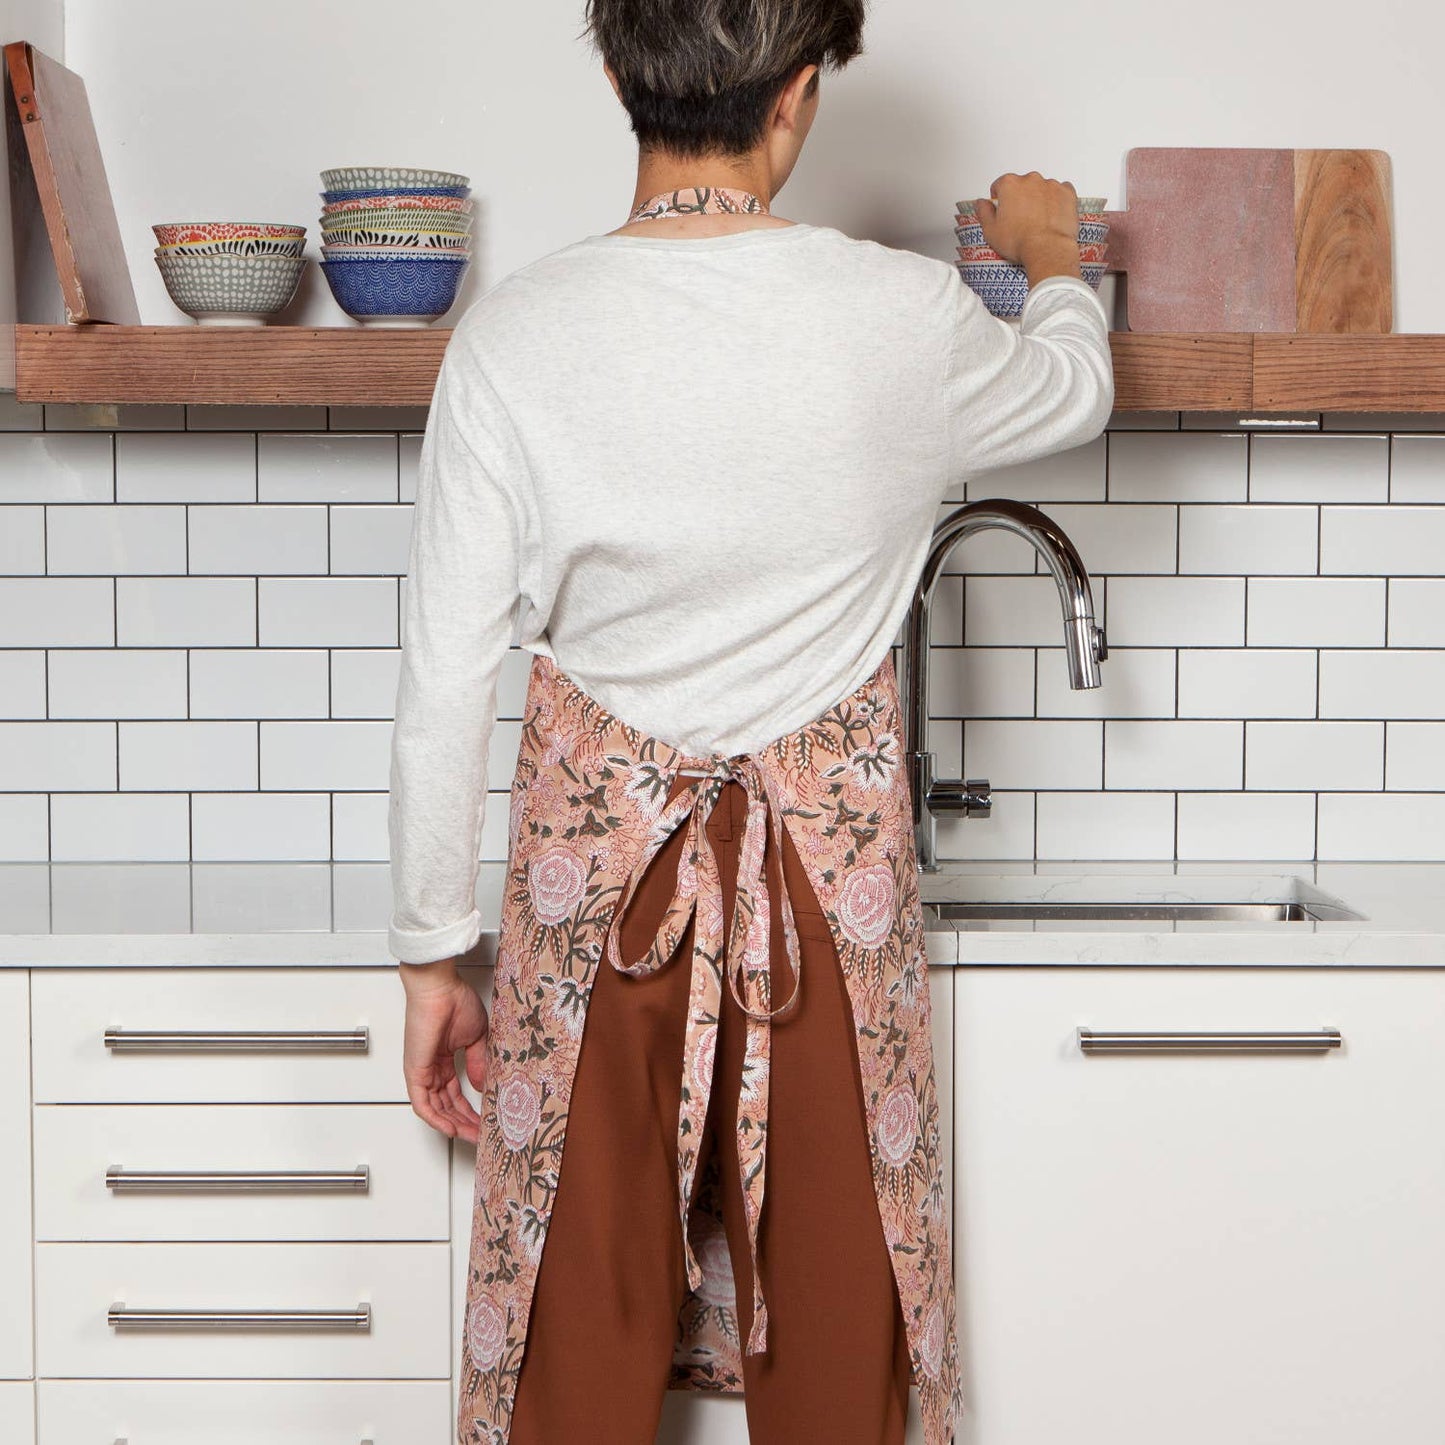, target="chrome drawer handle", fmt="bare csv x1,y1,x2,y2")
1078,1027,1343,1053
108,1302,371,1330
103,1027,369,1052
106,1165,370,1193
